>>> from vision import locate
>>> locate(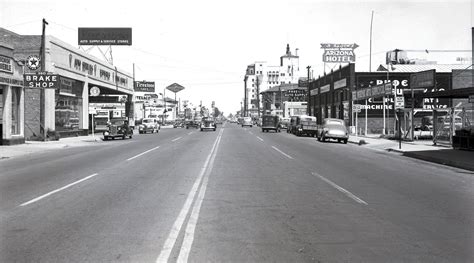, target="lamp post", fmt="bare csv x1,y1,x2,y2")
244,76,248,117
256,75,262,119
